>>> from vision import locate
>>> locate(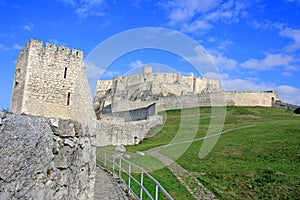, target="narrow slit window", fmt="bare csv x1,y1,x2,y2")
64,67,67,79
67,92,70,106
14,68,20,87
